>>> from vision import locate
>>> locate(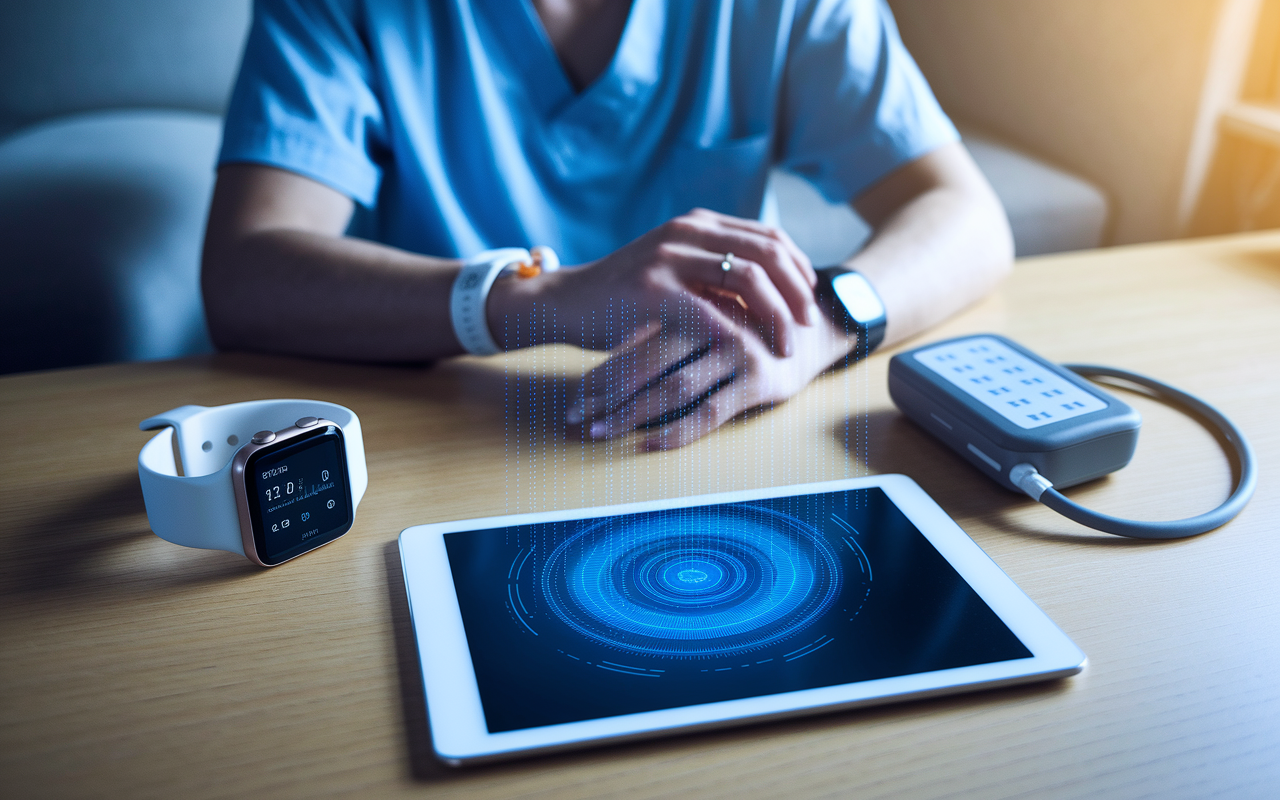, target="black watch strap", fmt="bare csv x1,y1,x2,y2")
815,266,887,359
